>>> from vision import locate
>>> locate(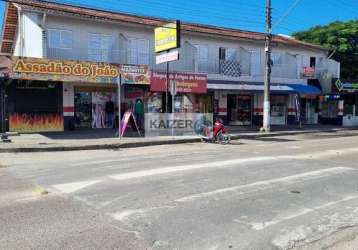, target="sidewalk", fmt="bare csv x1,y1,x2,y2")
1,126,357,153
